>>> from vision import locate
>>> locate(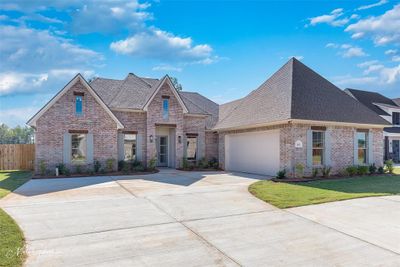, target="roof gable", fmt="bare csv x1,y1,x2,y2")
143,76,188,113
27,74,124,129
214,58,389,130
346,88,397,116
